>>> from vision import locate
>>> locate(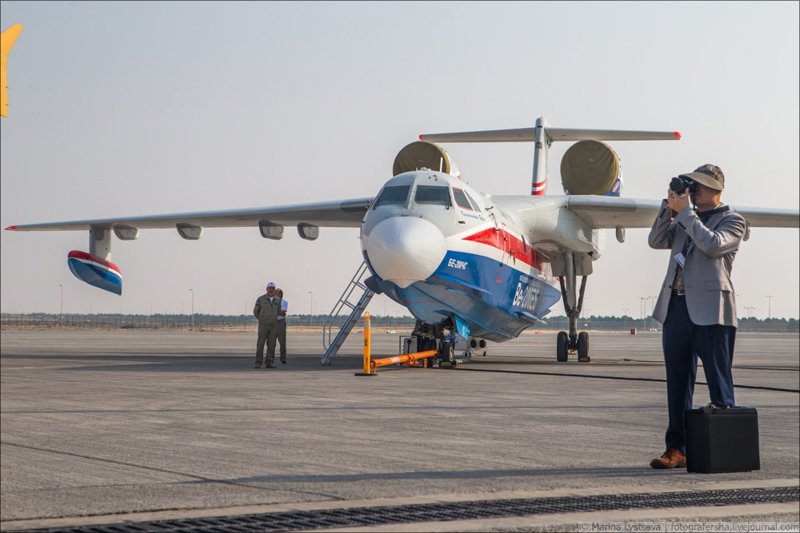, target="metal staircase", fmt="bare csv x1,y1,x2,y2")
321,261,375,365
